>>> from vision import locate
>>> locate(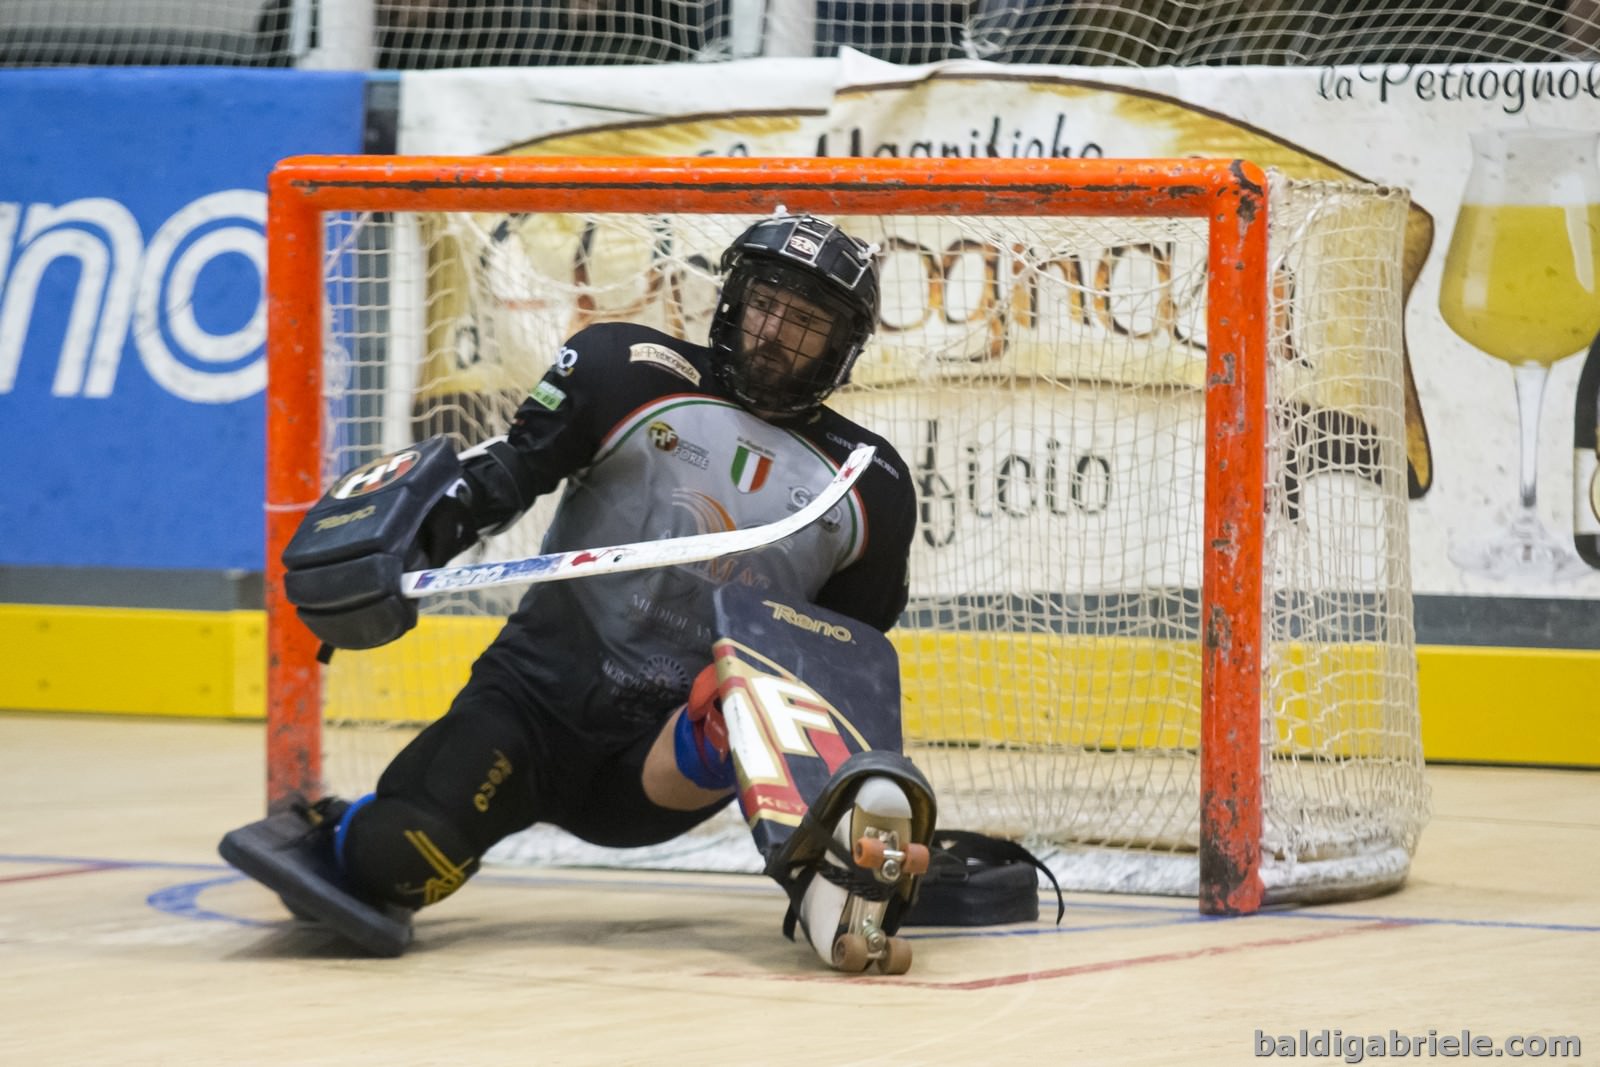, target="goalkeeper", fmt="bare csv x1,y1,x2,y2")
219,213,934,969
